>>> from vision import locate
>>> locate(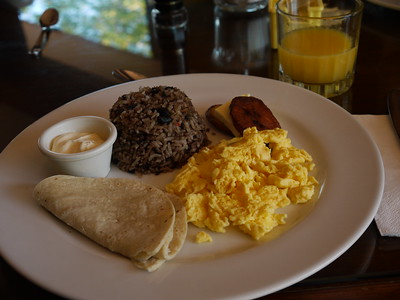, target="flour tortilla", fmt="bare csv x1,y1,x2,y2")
33,175,186,269
133,194,187,271
162,194,187,260
133,257,166,272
